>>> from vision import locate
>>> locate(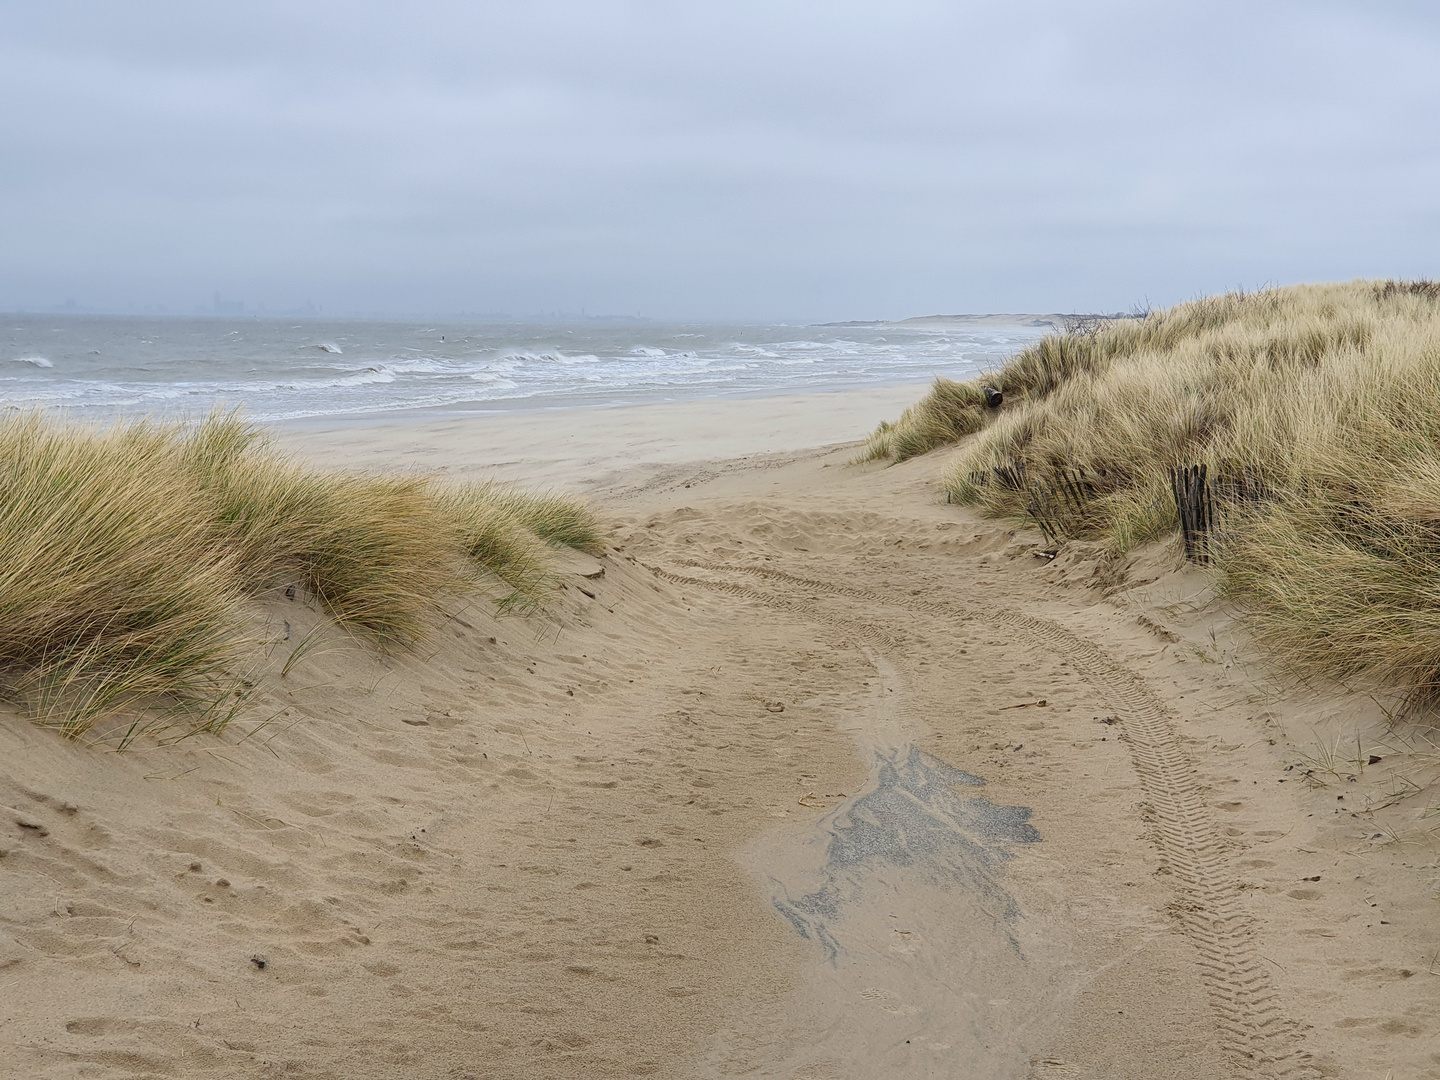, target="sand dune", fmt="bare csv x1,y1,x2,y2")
4,395,1439,1078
